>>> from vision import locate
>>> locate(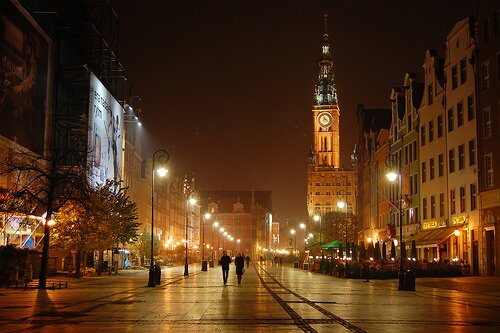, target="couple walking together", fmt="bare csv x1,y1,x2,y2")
220,250,245,285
